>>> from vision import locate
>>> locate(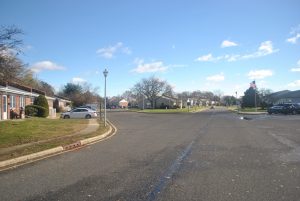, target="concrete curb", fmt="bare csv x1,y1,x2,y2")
0,147,64,169
0,120,116,170
80,121,113,145
238,112,267,115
